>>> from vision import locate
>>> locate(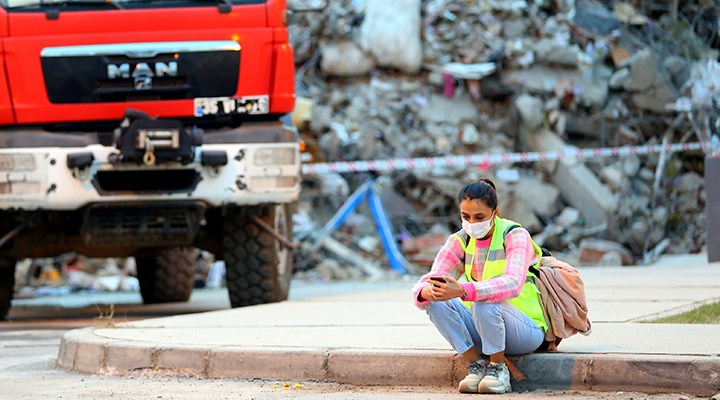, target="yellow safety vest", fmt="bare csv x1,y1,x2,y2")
453,217,548,332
